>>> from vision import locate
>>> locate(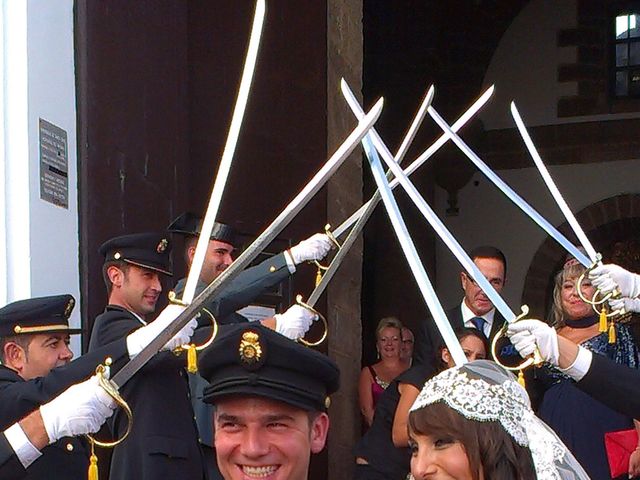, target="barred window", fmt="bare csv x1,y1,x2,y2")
614,11,640,97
